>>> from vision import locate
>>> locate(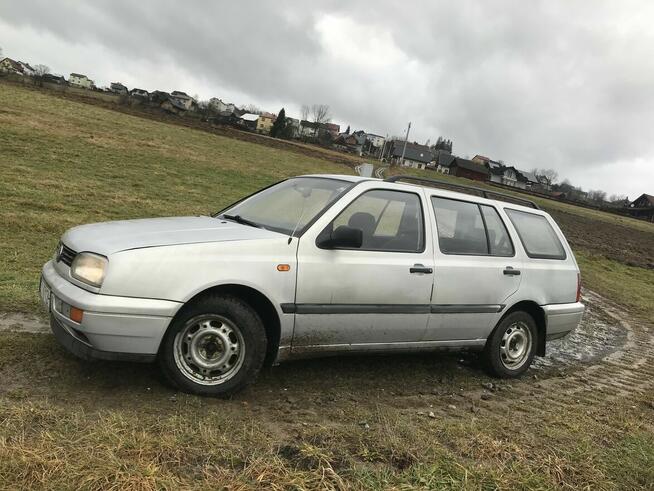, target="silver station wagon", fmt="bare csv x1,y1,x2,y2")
40,174,585,396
